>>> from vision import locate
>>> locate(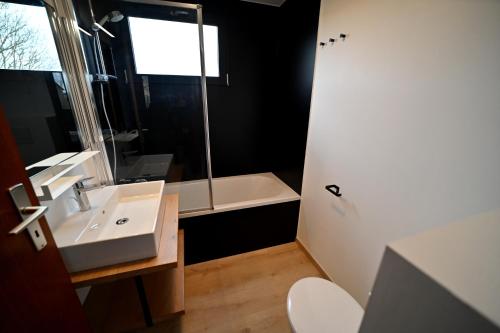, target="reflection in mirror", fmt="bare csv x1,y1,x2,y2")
0,0,82,168
25,152,79,178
